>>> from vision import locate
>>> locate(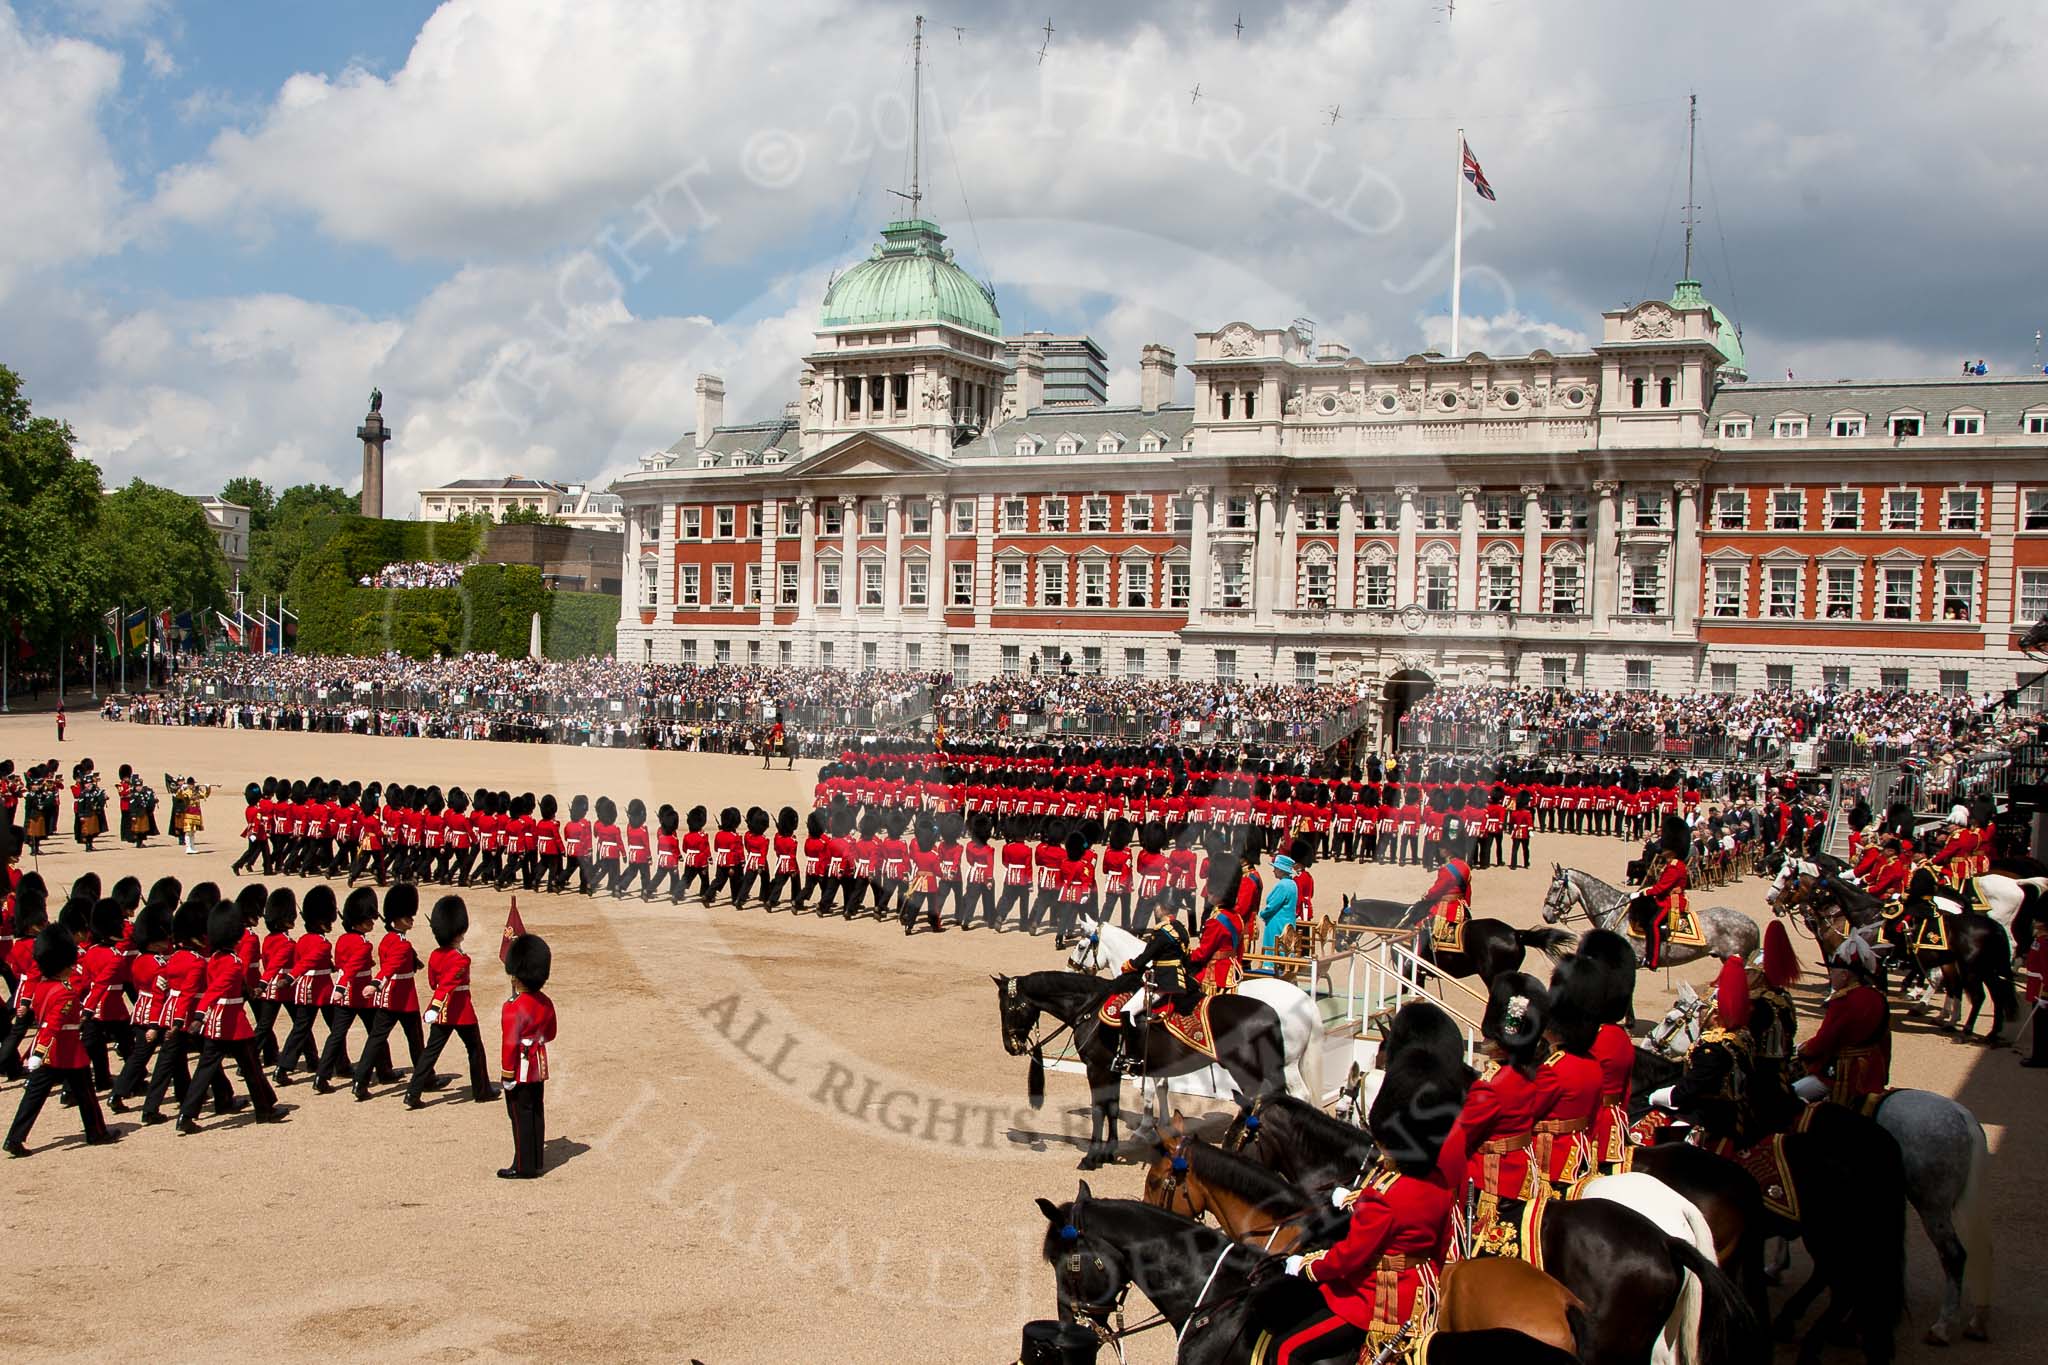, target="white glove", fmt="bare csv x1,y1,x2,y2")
1283,1254,1306,1277
24,1055,43,1073
501,1079,516,1092
1648,1085,1676,1110
1330,1185,1353,1209
1792,1075,1829,1103
422,1009,440,1027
